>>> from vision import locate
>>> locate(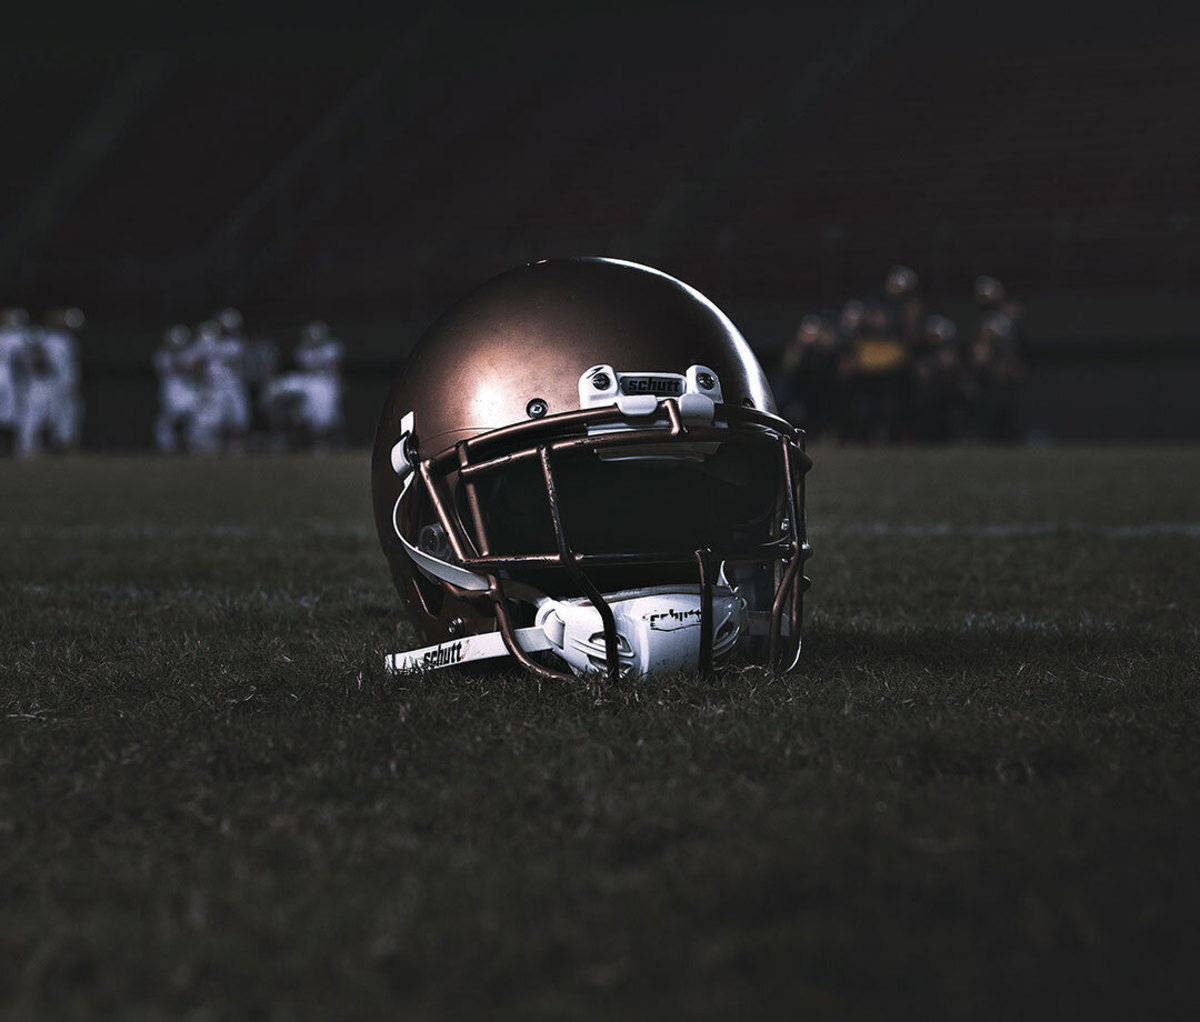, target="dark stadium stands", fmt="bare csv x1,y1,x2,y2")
2,3,1199,447
0,38,388,315
698,35,1200,299
240,21,1200,318
35,57,369,260
258,42,788,315
0,45,125,207
4,9,1197,323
